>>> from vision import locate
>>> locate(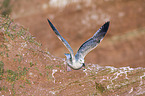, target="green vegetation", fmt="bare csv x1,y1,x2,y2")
18,66,28,77
25,35,42,47
39,73,43,76
46,71,52,80
11,83,16,95
0,15,45,95
35,67,39,71
0,0,12,16
56,65,61,68
0,86,8,91
30,62,34,67
3,66,29,95
17,28,26,38
45,65,53,69
0,61,4,79
17,54,23,64
0,51,4,56
6,52,9,57
6,67,28,82
0,51,9,57
25,79,31,84
1,16,42,47
95,82,105,93
6,70,18,82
